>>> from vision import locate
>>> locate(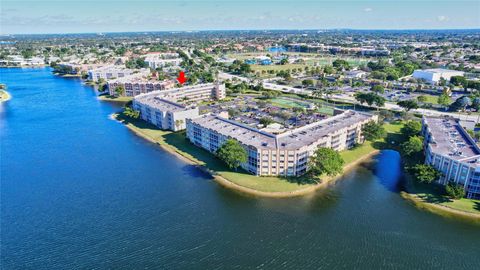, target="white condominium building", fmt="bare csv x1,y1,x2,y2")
186,110,377,177
88,65,143,81
422,116,480,199
413,68,464,84
133,83,226,131
144,53,183,69
107,73,175,97
133,97,199,131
